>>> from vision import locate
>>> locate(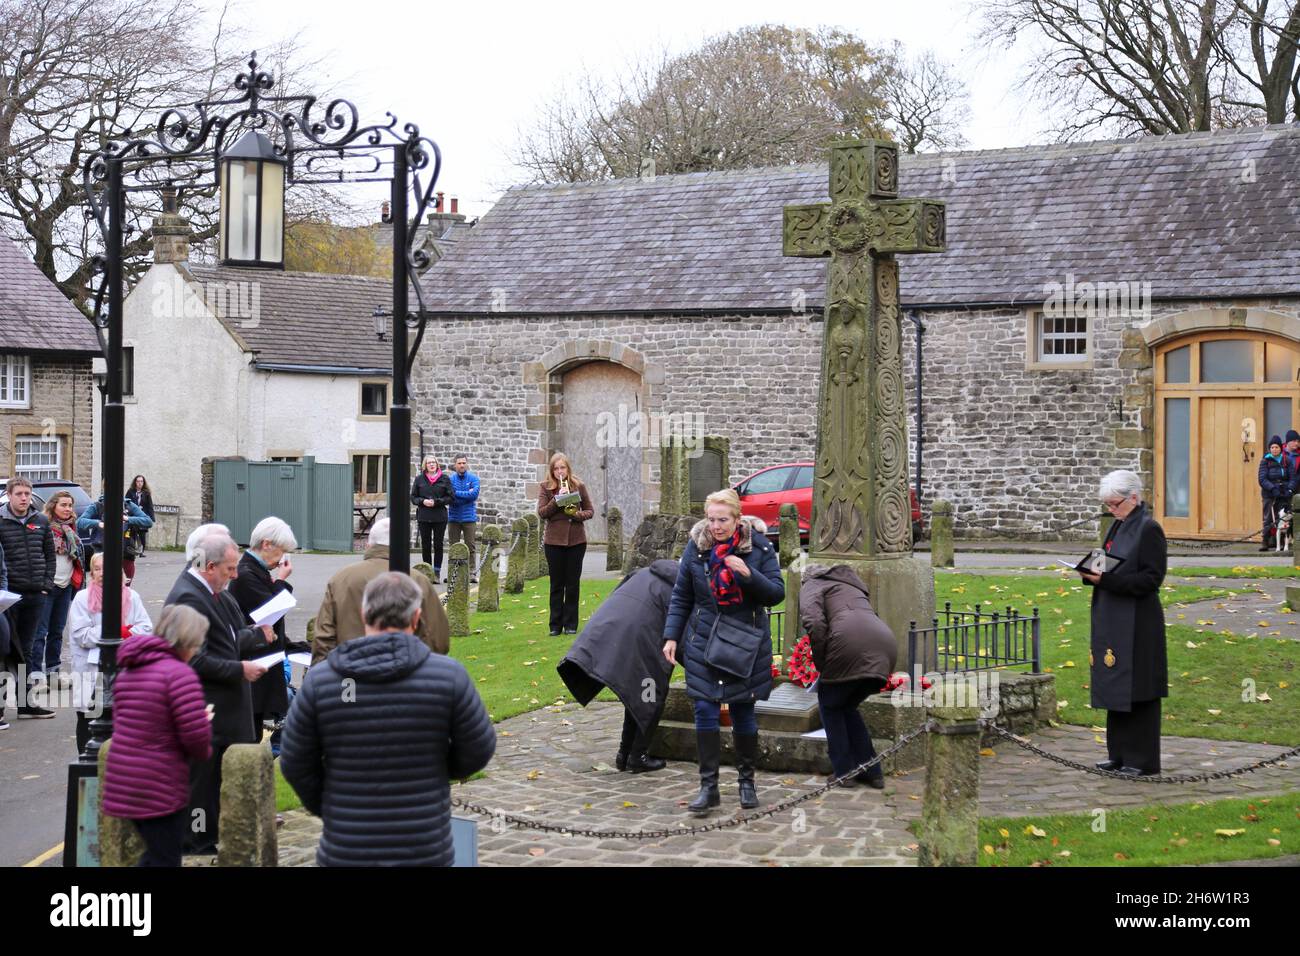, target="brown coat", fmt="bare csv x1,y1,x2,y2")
798,564,897,684
537,480,594,547
311,545,450,665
